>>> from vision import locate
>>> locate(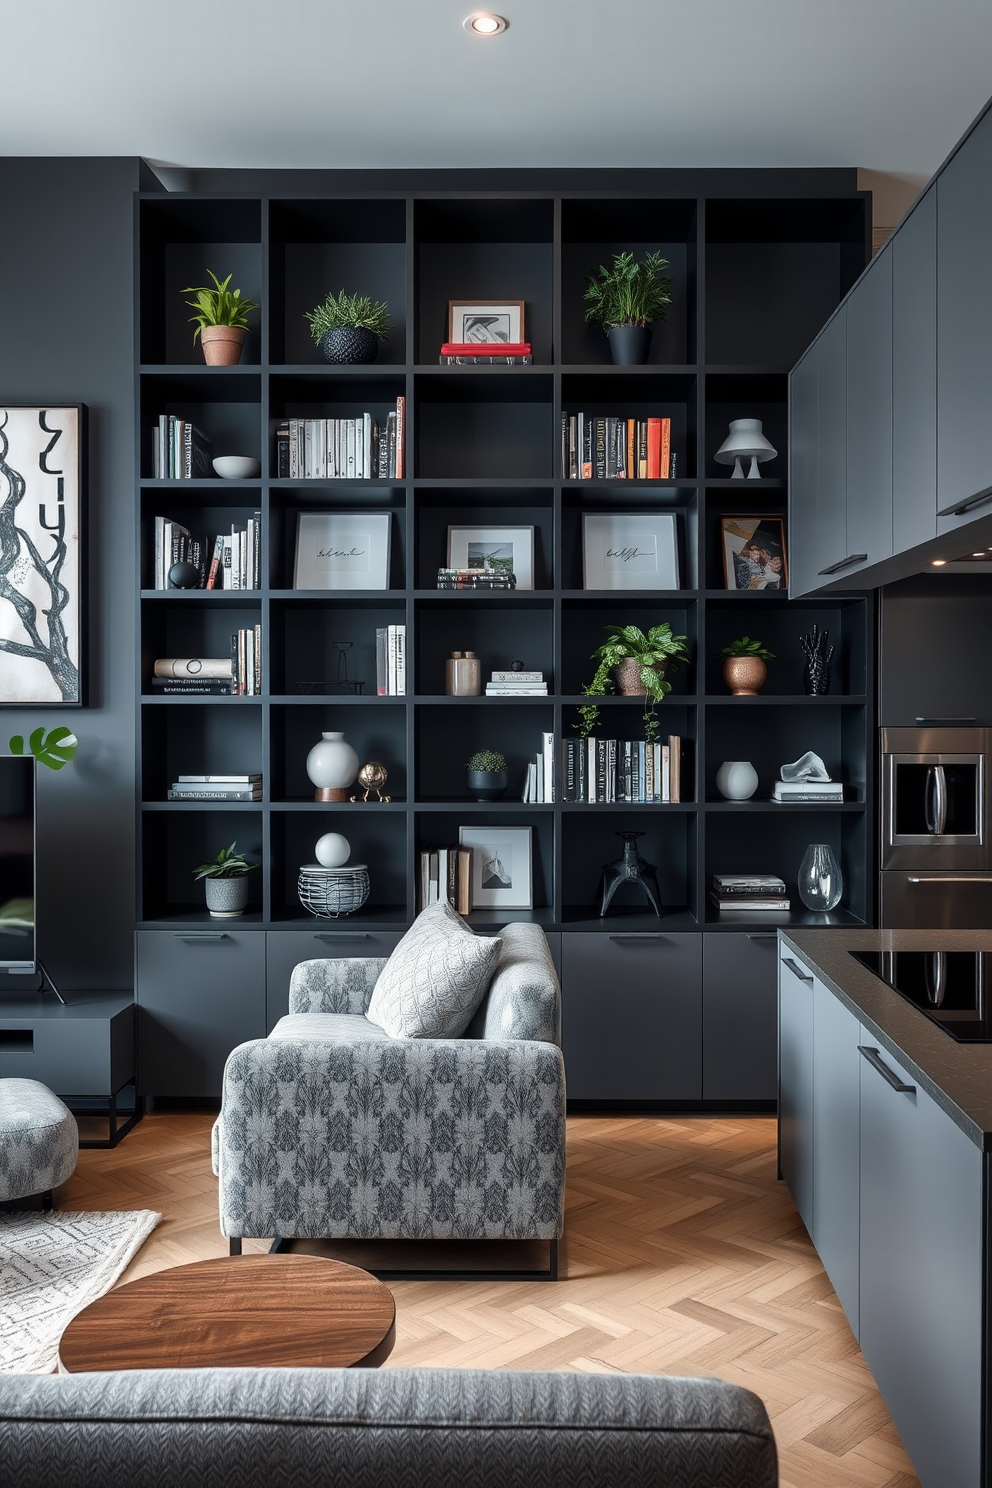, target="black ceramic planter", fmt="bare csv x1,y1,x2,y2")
320,327,379,364
607,324,651,366
467,769,508,802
